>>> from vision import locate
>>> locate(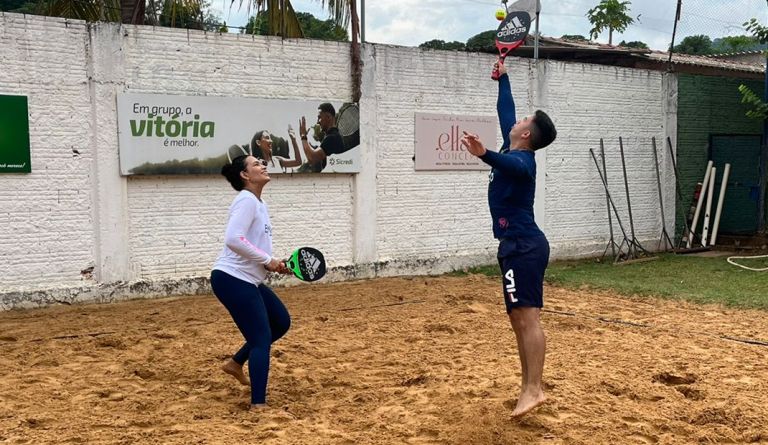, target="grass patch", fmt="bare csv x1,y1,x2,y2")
452,254,768,310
